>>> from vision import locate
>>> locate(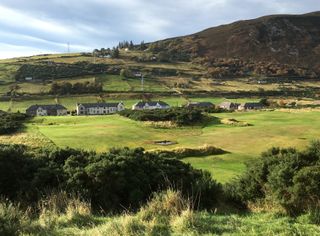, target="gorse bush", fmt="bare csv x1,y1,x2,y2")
0,145,221,213
153,145,227,159
0,112,28,134
226,141,320,215
119,107,208,126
